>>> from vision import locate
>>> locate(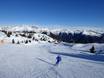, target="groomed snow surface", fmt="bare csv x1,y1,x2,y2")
0,42,104,78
